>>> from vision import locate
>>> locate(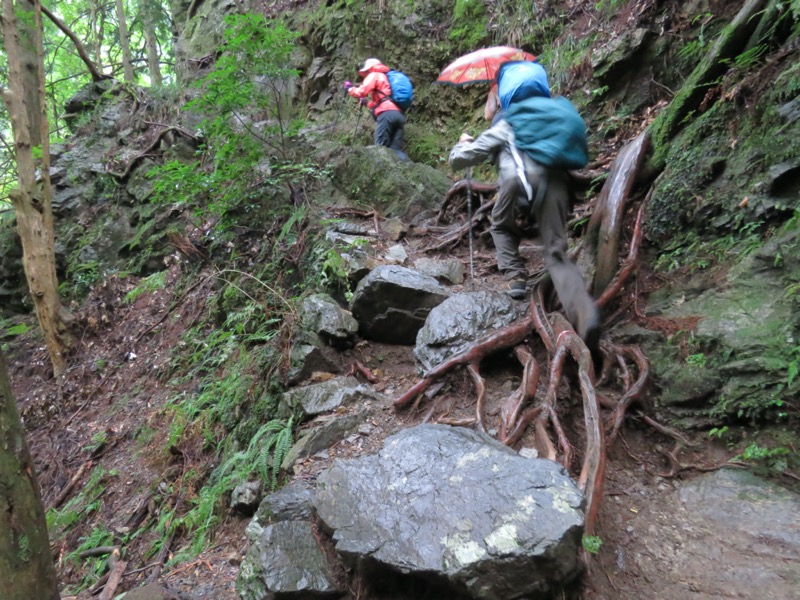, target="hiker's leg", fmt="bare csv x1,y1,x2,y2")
374,112,391,147
388,112,409,161
491,176,527,280
534,169,599,335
